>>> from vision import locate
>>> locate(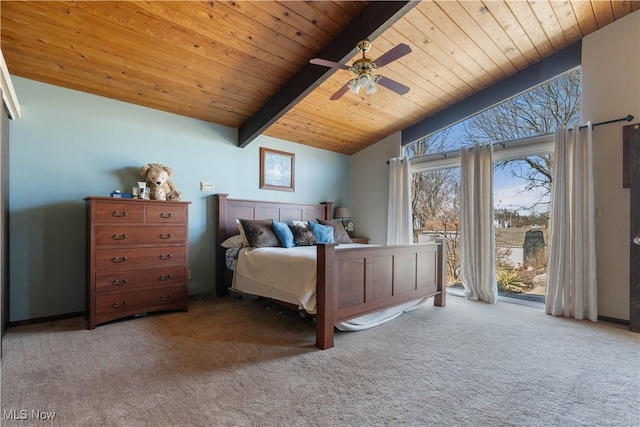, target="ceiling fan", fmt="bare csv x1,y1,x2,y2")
310,39,412,100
